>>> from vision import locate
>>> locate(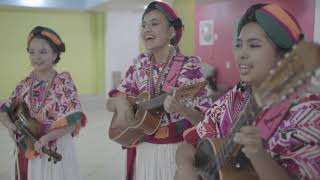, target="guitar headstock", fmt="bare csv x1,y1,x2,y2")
254,40,320,107
174,81,208,100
